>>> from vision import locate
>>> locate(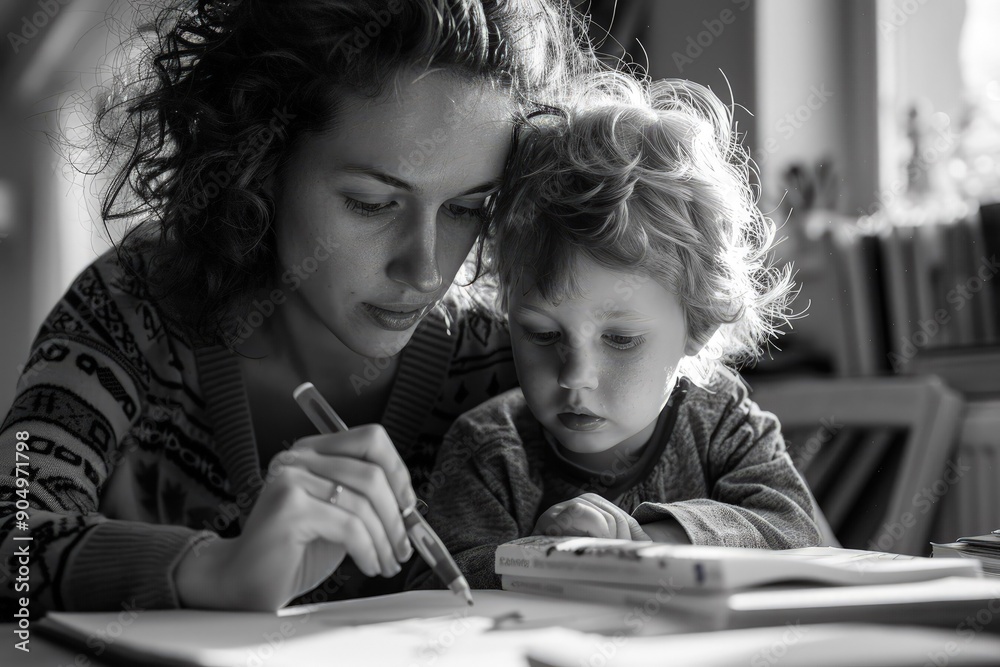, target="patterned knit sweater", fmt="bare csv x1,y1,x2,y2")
408,375,822,590
0,248,518,613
